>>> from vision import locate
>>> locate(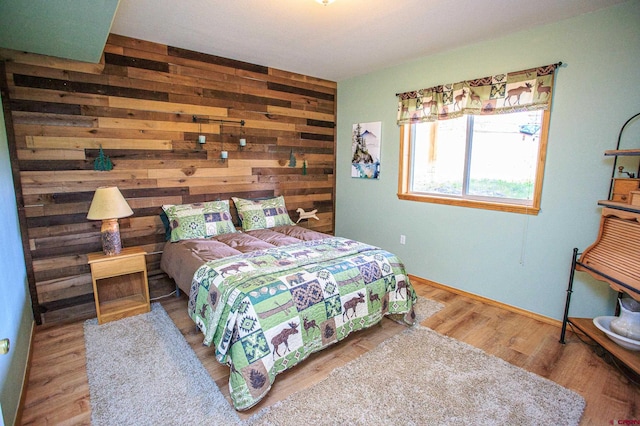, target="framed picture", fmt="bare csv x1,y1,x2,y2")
351,121,381,179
